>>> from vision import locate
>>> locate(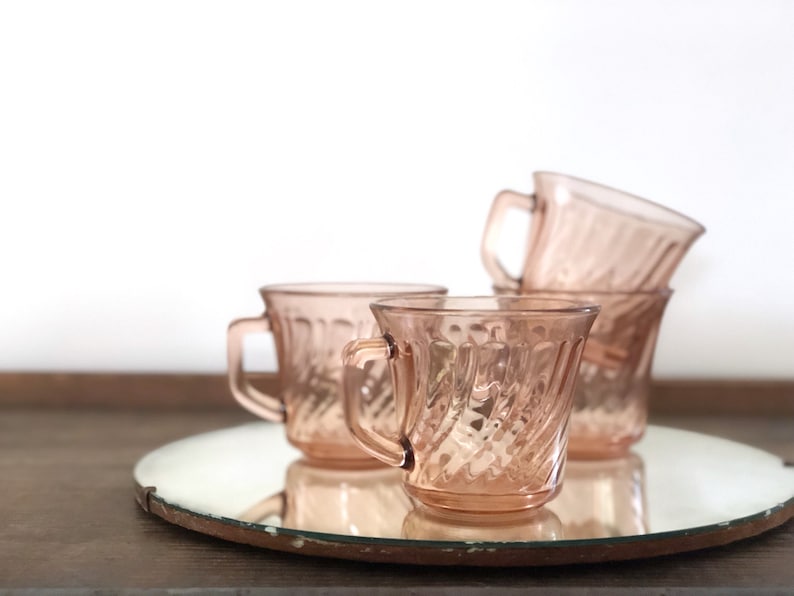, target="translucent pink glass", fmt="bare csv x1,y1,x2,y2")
227,282,447,463
481,172,705,291
343,296,599,513
496,287,671,459
239,458,411,537
401,506,563,542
